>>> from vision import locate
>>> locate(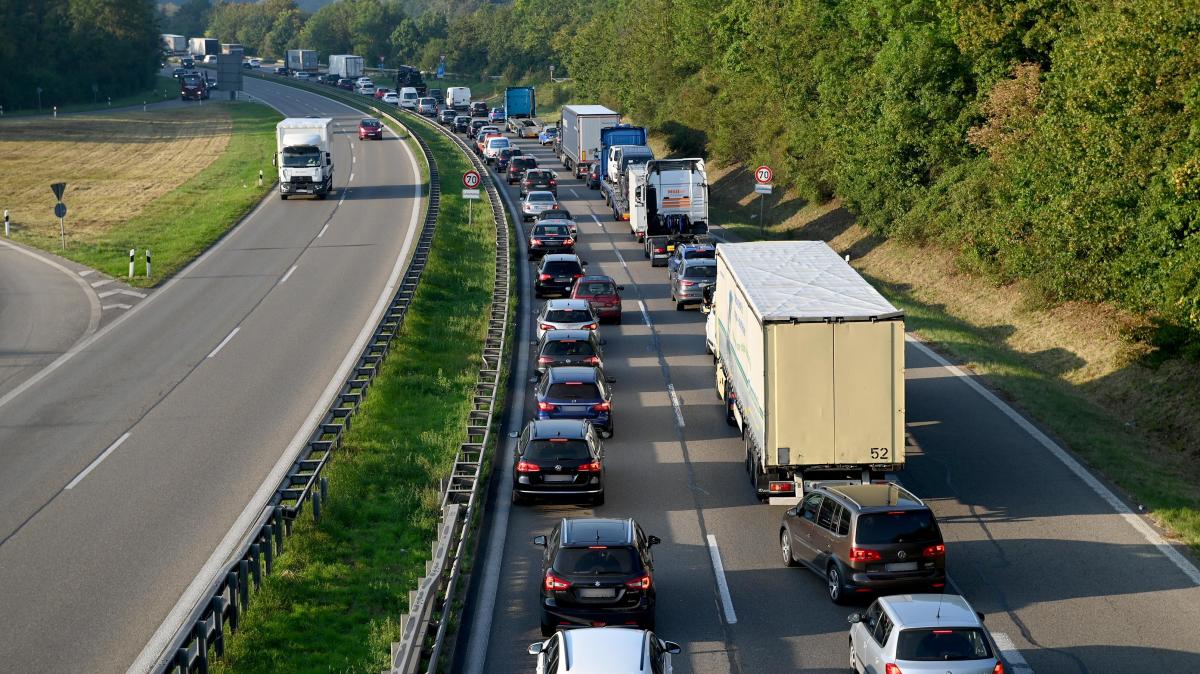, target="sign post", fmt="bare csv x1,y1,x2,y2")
51,182,67,249
462,170,481,228
753,165,773,235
